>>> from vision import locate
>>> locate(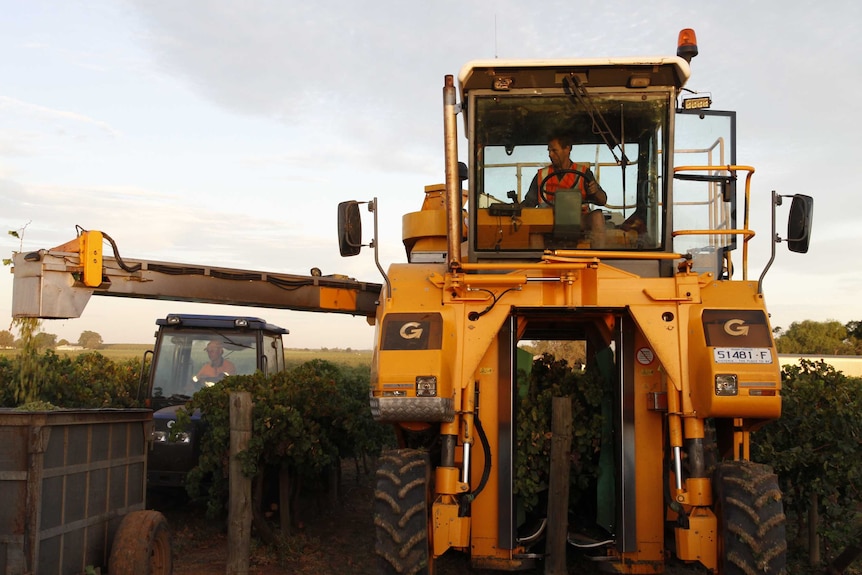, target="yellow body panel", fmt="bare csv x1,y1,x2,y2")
432,502,470,555
675,508,717,570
